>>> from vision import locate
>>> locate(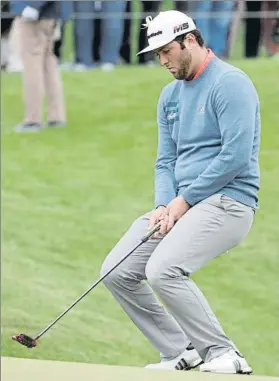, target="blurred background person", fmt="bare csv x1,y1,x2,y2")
1,0,23,72
6,17,24,73
262,0,279,57
173,0,193,13
1,0,14,70
90,1,121,66
272,4,279,55
244,0,263,58
10,1,66,132
54,1,74,63
137,1,163,66
73,0,126,71
92,1,103,64
120,0,133,64
194,0,236,58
